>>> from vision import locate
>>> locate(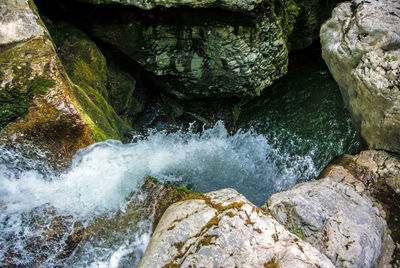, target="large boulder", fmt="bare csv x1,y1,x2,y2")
138,188,335,268
0,0,93,168
320,0,400,153
263,152,396,267
47,21,132,141
84,1,298,99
